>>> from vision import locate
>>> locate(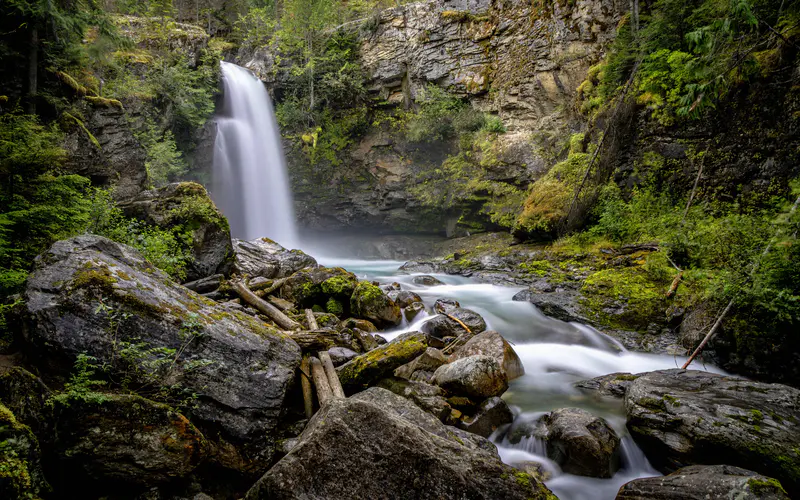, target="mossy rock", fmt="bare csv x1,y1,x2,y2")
0,404,50,498
350,281,402,328
336,332,429,394
0,367,51,434
282,267,358,313
579,267,666,330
